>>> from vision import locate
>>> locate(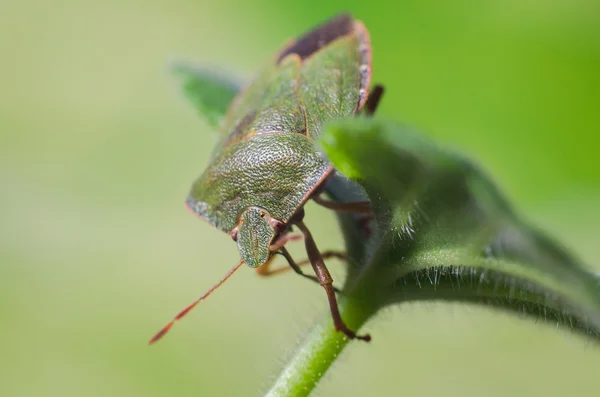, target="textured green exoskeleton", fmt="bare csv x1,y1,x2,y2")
151,13,382,344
